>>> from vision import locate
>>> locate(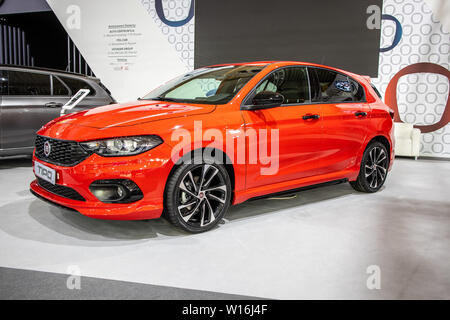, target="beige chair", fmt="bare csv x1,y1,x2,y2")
394,122,421,160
